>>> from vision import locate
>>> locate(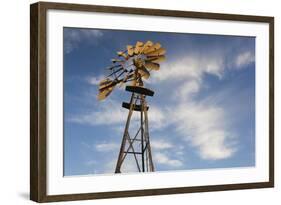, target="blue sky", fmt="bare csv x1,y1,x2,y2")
63,27,255,176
